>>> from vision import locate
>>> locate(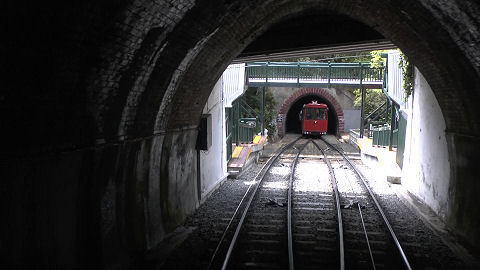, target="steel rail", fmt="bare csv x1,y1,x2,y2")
221,136,302,270
320,137,412,270
311,139,345,270
287,141,309,270
320,140,376,269
207,143,286,270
